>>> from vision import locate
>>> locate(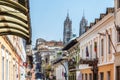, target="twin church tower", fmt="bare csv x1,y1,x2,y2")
63,12,88,45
